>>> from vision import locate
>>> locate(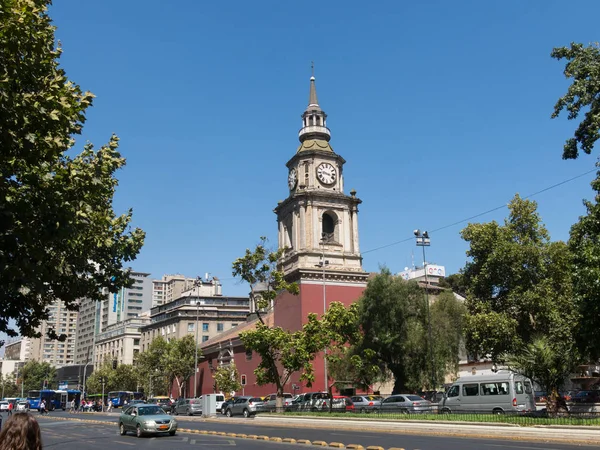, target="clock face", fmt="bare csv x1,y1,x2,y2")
288,168,298,190
317,163,336,185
